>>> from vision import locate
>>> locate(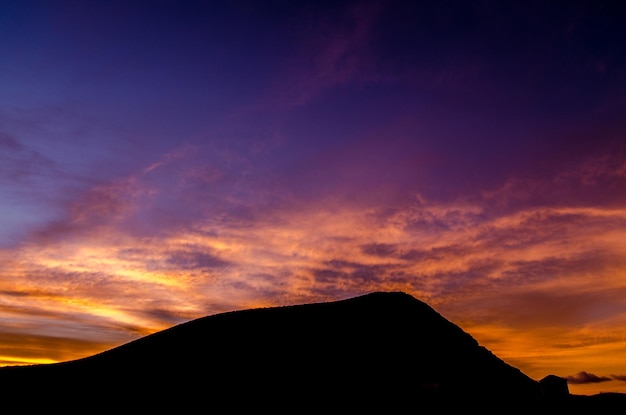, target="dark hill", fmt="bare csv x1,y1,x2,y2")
0,291,622,412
